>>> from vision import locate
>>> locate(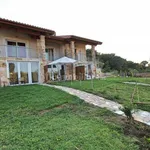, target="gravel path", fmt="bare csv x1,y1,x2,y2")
43,84,150,126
